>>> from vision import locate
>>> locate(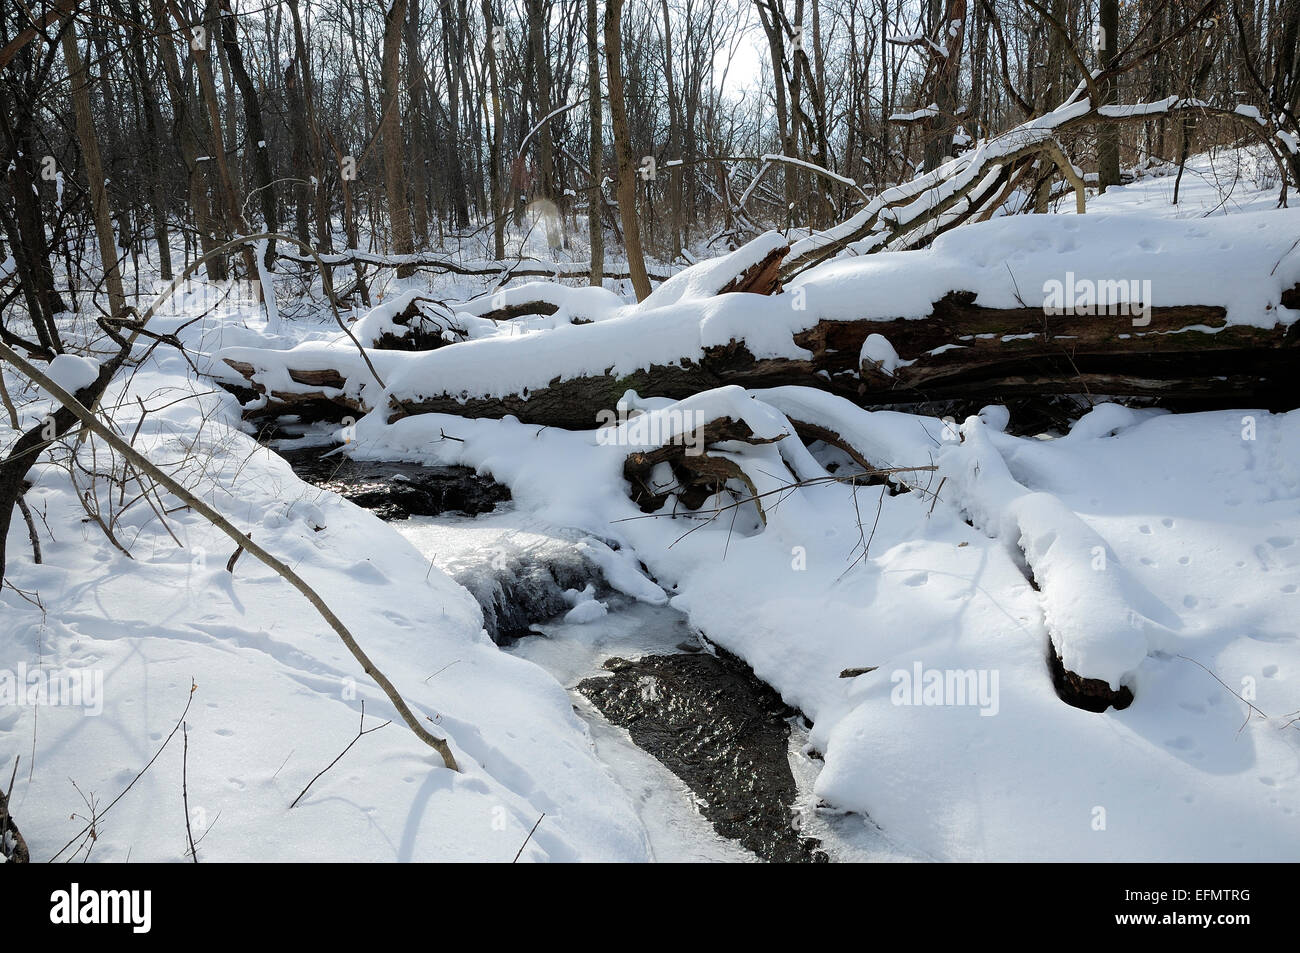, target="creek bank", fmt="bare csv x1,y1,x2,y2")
282,443,830,861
